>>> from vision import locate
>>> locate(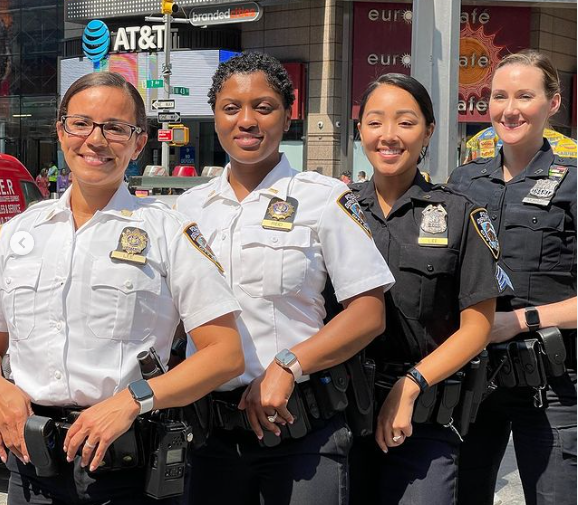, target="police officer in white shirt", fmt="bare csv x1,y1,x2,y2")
0,72,244,505
175,52,395,505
